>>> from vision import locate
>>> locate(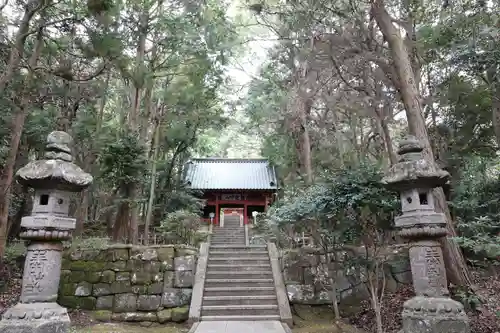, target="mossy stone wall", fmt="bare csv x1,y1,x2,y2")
58,244,197,325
